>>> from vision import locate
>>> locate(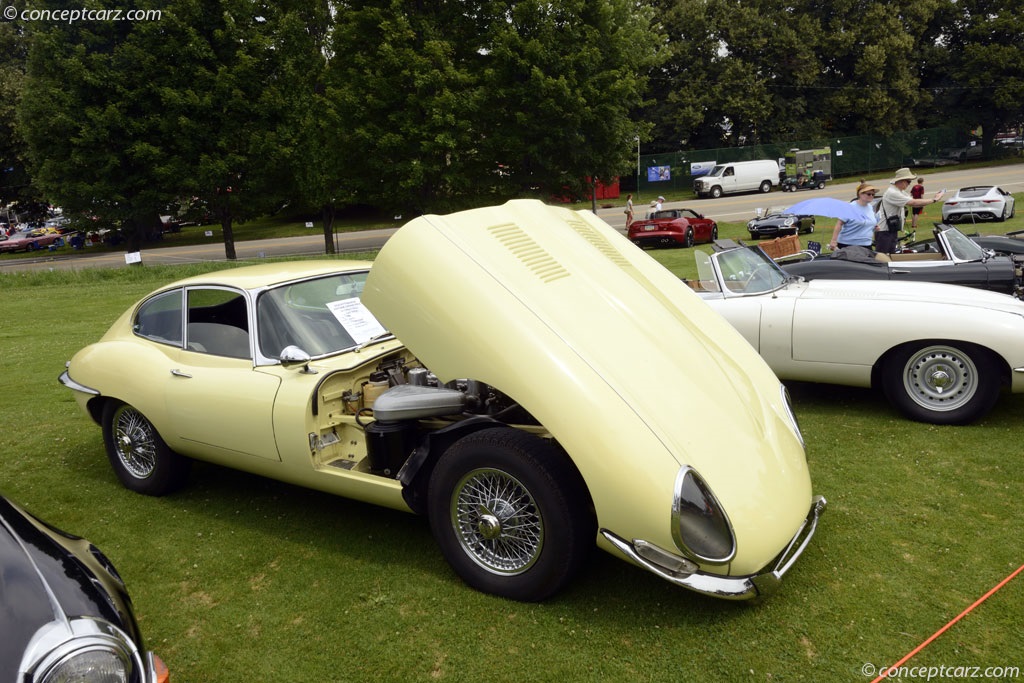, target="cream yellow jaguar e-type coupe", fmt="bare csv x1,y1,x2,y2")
60,200,825,602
